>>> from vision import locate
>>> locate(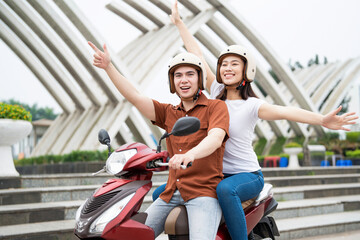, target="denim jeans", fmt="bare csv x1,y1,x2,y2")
152,183,166,201
152,171,264,239
217,171,264,240
145,190,222,240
